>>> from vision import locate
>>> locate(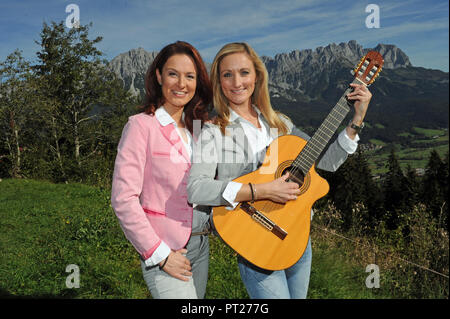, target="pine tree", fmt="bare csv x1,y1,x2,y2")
323,149,381,231
421,150,446,224
441,152,449,228
405,164,419,208
383,149,409,229
360,153,384,229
